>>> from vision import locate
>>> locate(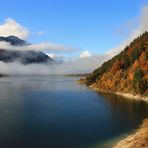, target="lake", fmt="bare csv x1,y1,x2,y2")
0,76,148,148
